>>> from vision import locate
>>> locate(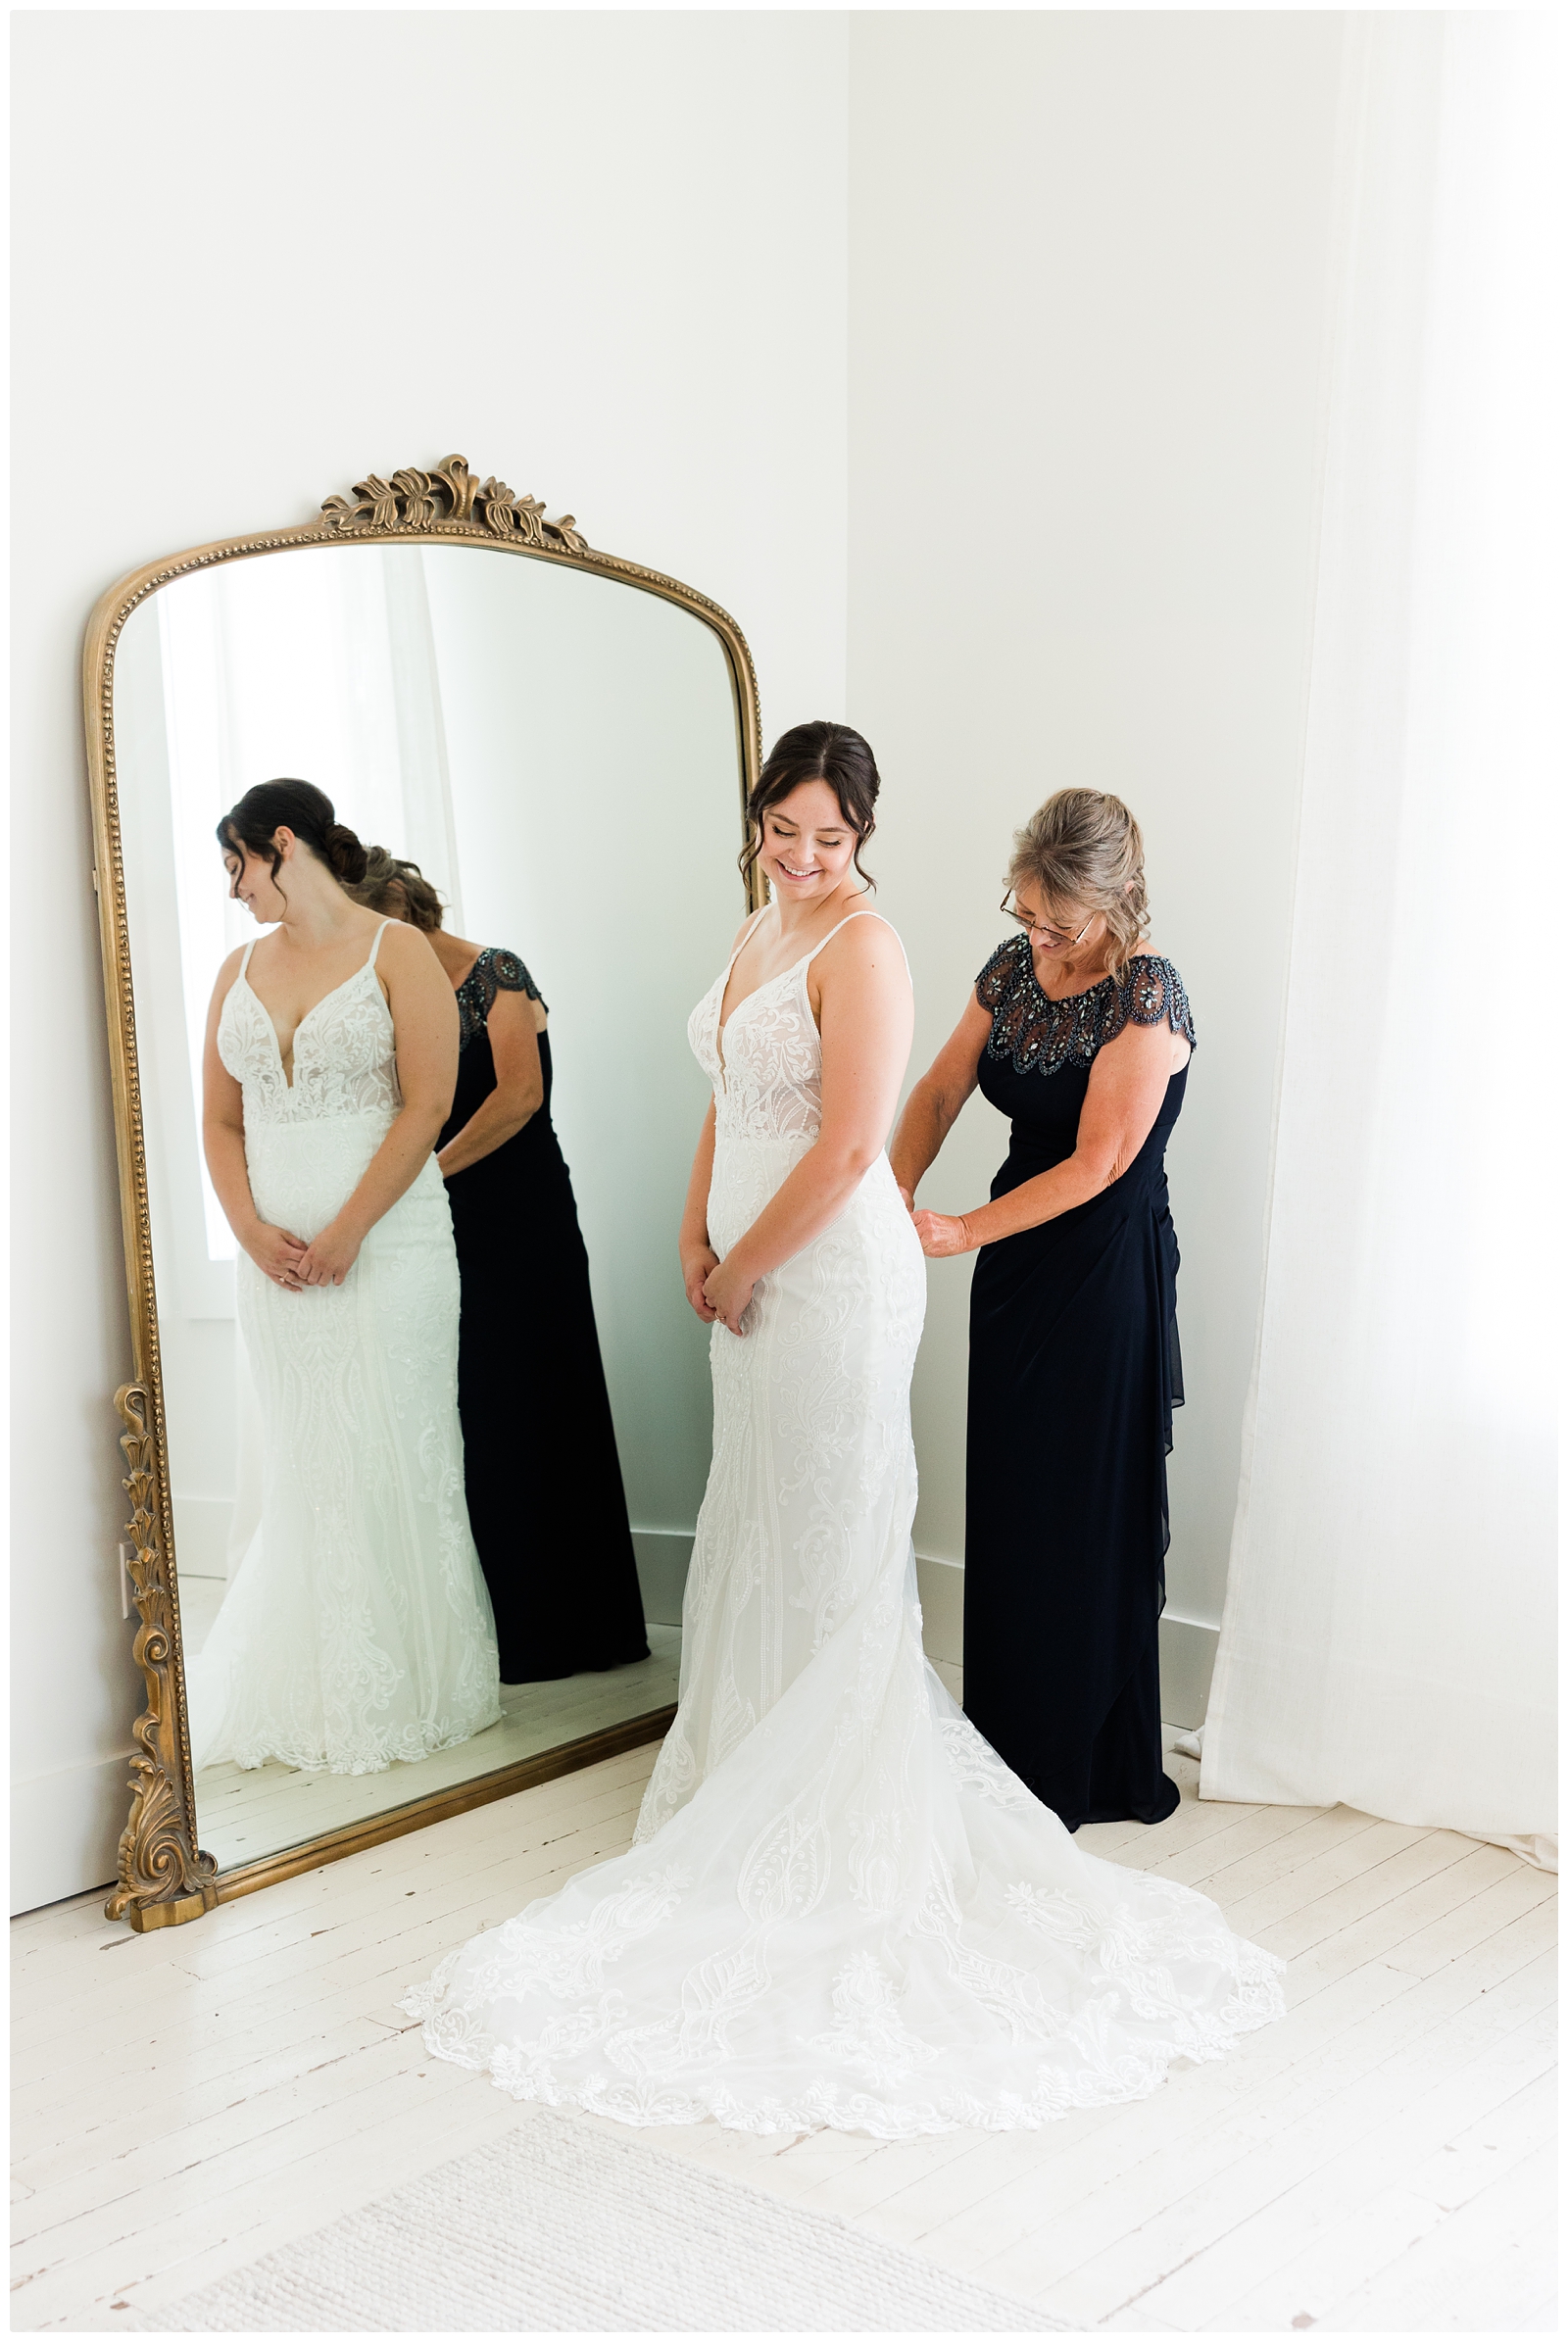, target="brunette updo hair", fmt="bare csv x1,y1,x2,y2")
217,780,368,889
1006,789,1150,984
740,720,881,893
349,847,447,933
